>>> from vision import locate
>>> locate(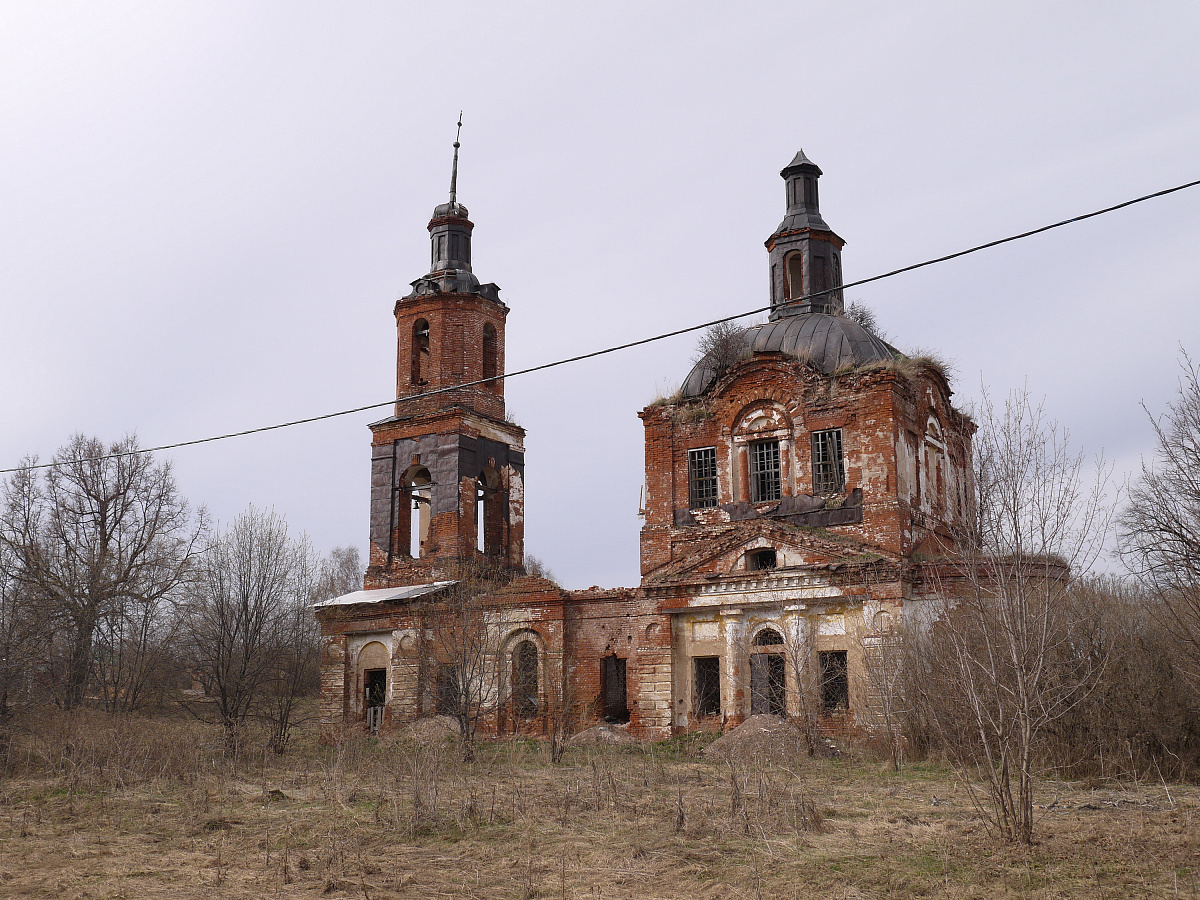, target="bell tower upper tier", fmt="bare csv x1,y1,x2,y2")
766,150,845,319
393,130,508,423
